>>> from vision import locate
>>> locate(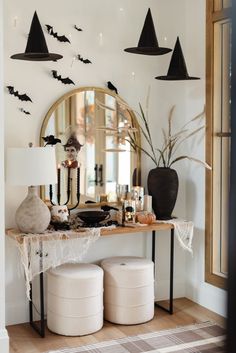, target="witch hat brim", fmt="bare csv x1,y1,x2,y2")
11,11,62,62
124,8,172,56
155,37,200,80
